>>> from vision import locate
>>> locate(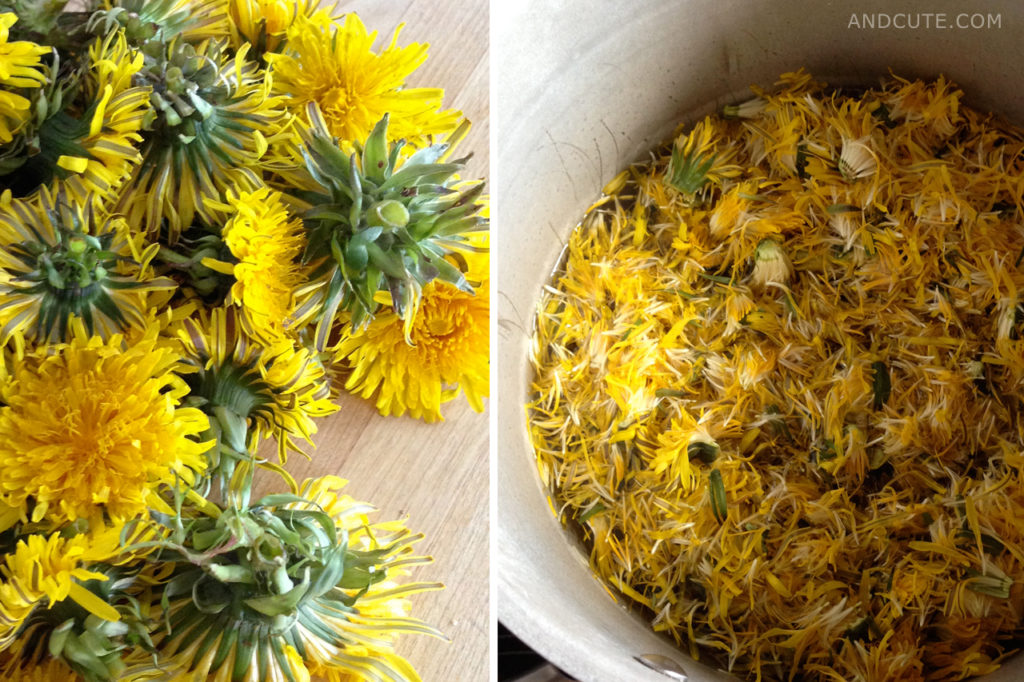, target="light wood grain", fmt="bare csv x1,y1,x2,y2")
264,3,490,681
